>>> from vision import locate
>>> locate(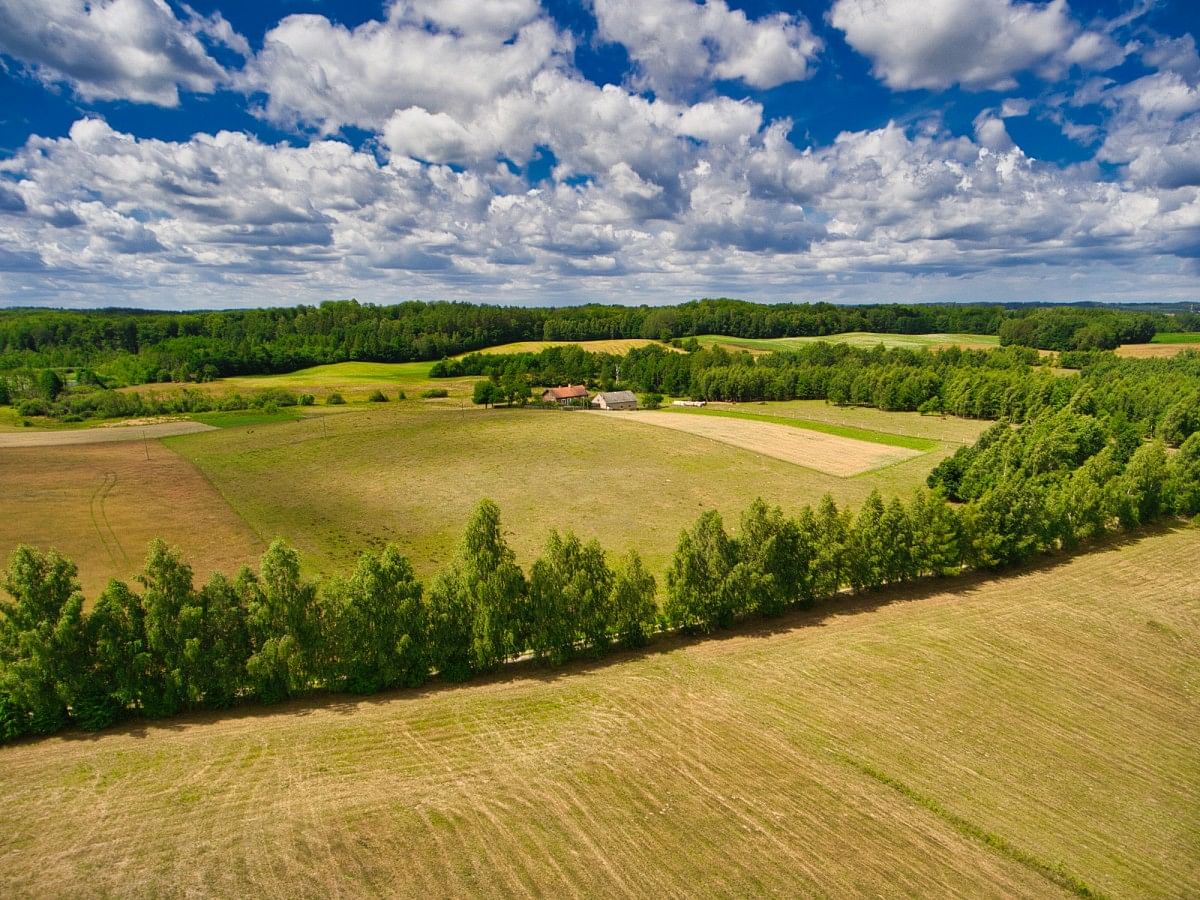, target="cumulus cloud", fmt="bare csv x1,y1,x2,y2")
829,0,1119,91
0,0,242,105
592,0,821,96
